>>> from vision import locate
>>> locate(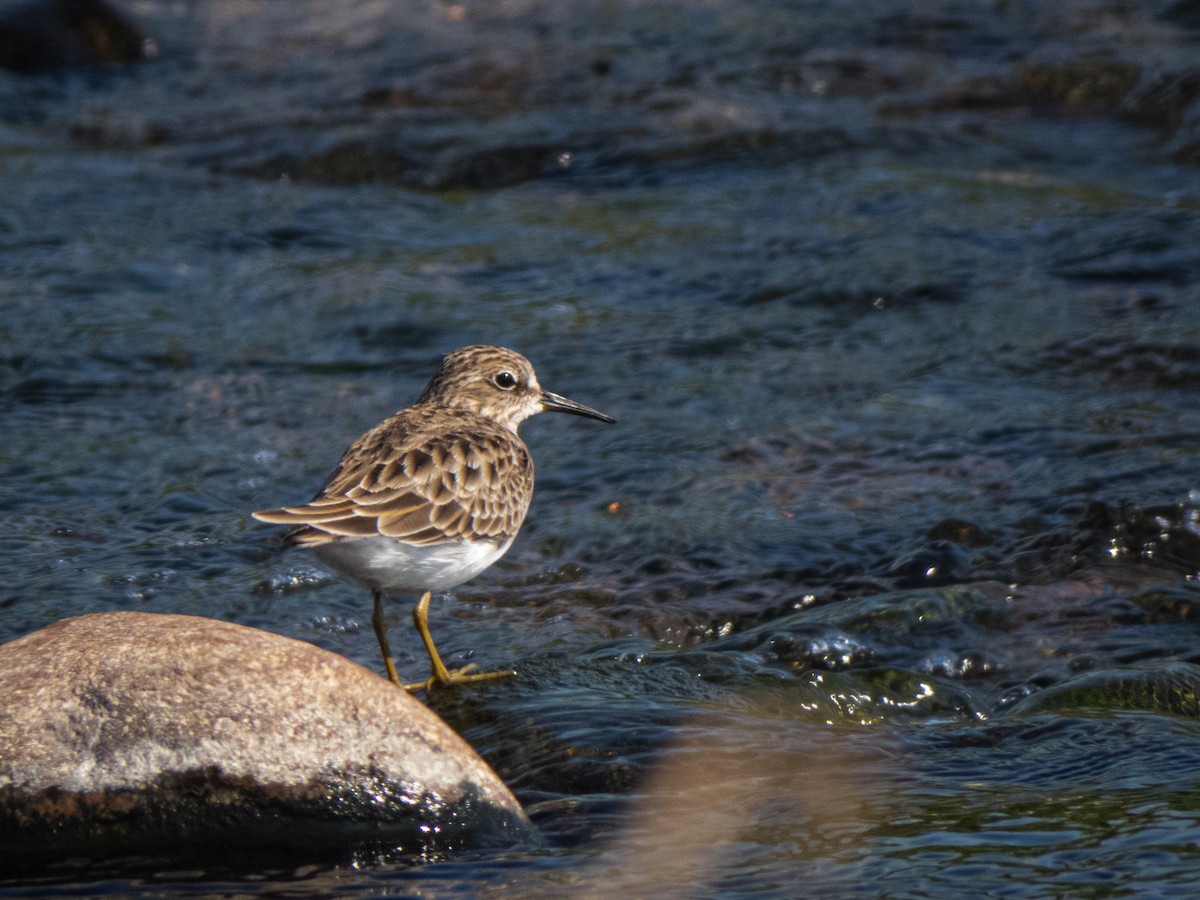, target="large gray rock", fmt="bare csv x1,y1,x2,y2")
0,612,532,858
